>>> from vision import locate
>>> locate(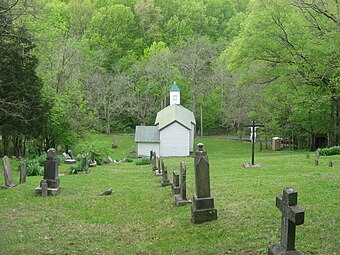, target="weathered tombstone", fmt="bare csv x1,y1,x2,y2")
268,187,305,255
191,143,217,224
314,160,319,166
19,160,27,184
2,156,16,188
328,161,333,167
64,149,76,164
149,150,153,162
111,138,118,148
155,156,162,176
152,151,158,171
161,164,171,186
89,145,97,167
41,180,48,197
35,148,60,196
171,171,180,196
82,150,89,173
175,162,192,206
315,148,320,159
